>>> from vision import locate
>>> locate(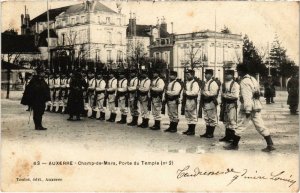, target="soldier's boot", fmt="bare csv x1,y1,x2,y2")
200,125,210,137
262,136,276,152
169,122,178,133
97,112,105,121
219,128,231,142
205,126,215,138
57,106,63,113
223,132,240,150
107,113,117,122
117,114,127,124
46,106,51,112
164,122,174,132
141,118,149,128
186,124,195,136
182,124,191,135
89,110,97,119
128,116,138,126
51,106,56,113
137,118,145,127
150,120,161,130
82,109,88,117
